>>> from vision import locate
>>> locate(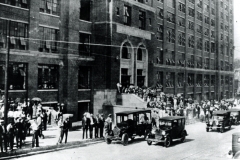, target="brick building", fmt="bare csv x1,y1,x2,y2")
0,0,235,121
